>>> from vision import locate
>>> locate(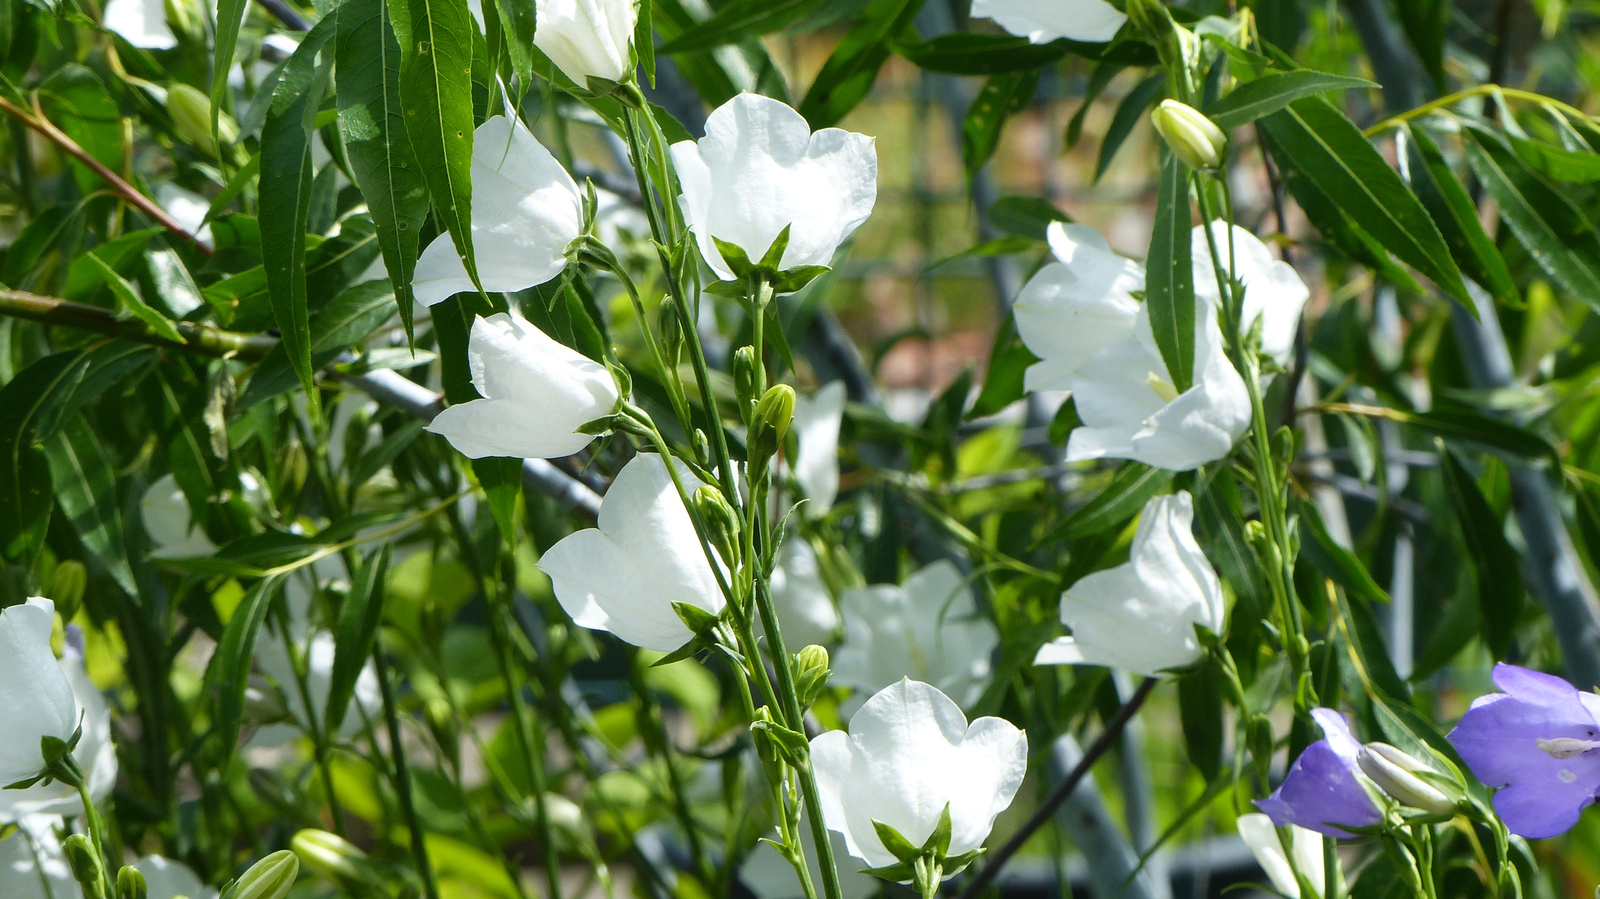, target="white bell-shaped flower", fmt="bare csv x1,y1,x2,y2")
426,310,620,460
142,473,216,557
767,537,838,649
1237,812,1338,899
1192,222,1310,367
1013,224,1144,394
102,0,176,48
539,454,725,652
0,599,80,787
0,818,80,899
0,635,117,822
412,116,583,306
534,0,638,88
1036,492,1225,676
834,561,998,710
256,630,383,740
811,679,1027,871
970,0,1128,44
671,93,877,284
135,855,220,899
792,382,845,515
